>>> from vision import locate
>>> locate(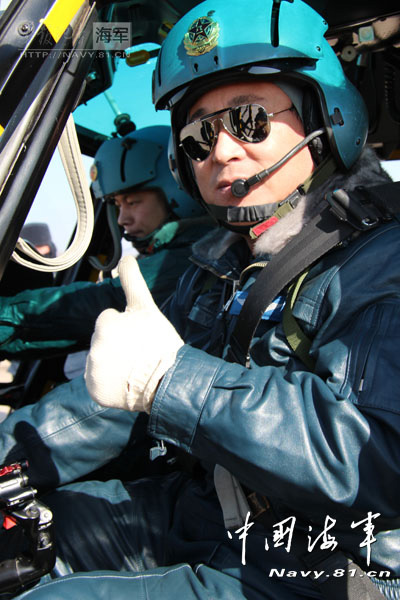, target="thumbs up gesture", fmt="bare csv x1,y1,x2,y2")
85,255,184,413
